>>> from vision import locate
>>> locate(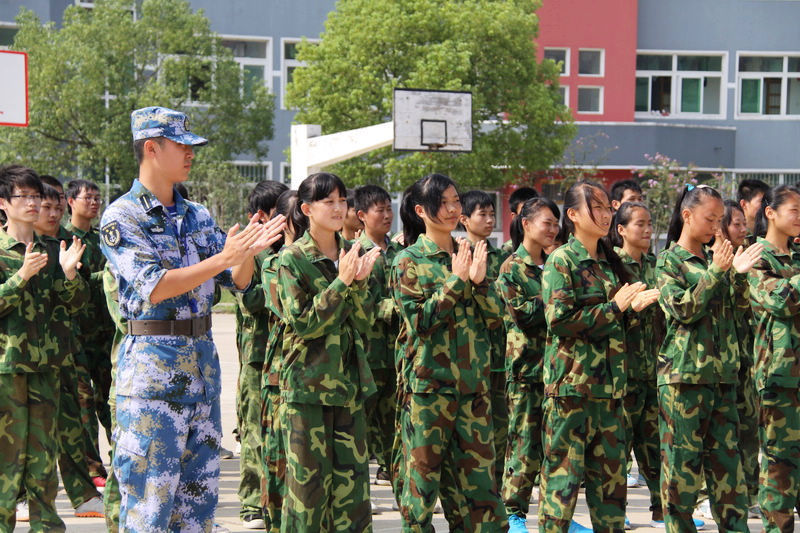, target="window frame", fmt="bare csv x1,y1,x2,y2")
0,22,17,51
576,85,603,115
558,85,569,107
232,160,273,182
634,50,727,120
577,48,605,77
219,34,273,96
735,51,800,120
543,47,570,76
281,37,319,110
280,162,291,185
